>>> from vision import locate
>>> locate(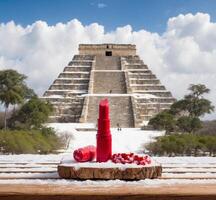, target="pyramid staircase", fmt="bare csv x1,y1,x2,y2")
42,55,95,122
82,56,134,127
42,44,175,127
121,56,175,127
